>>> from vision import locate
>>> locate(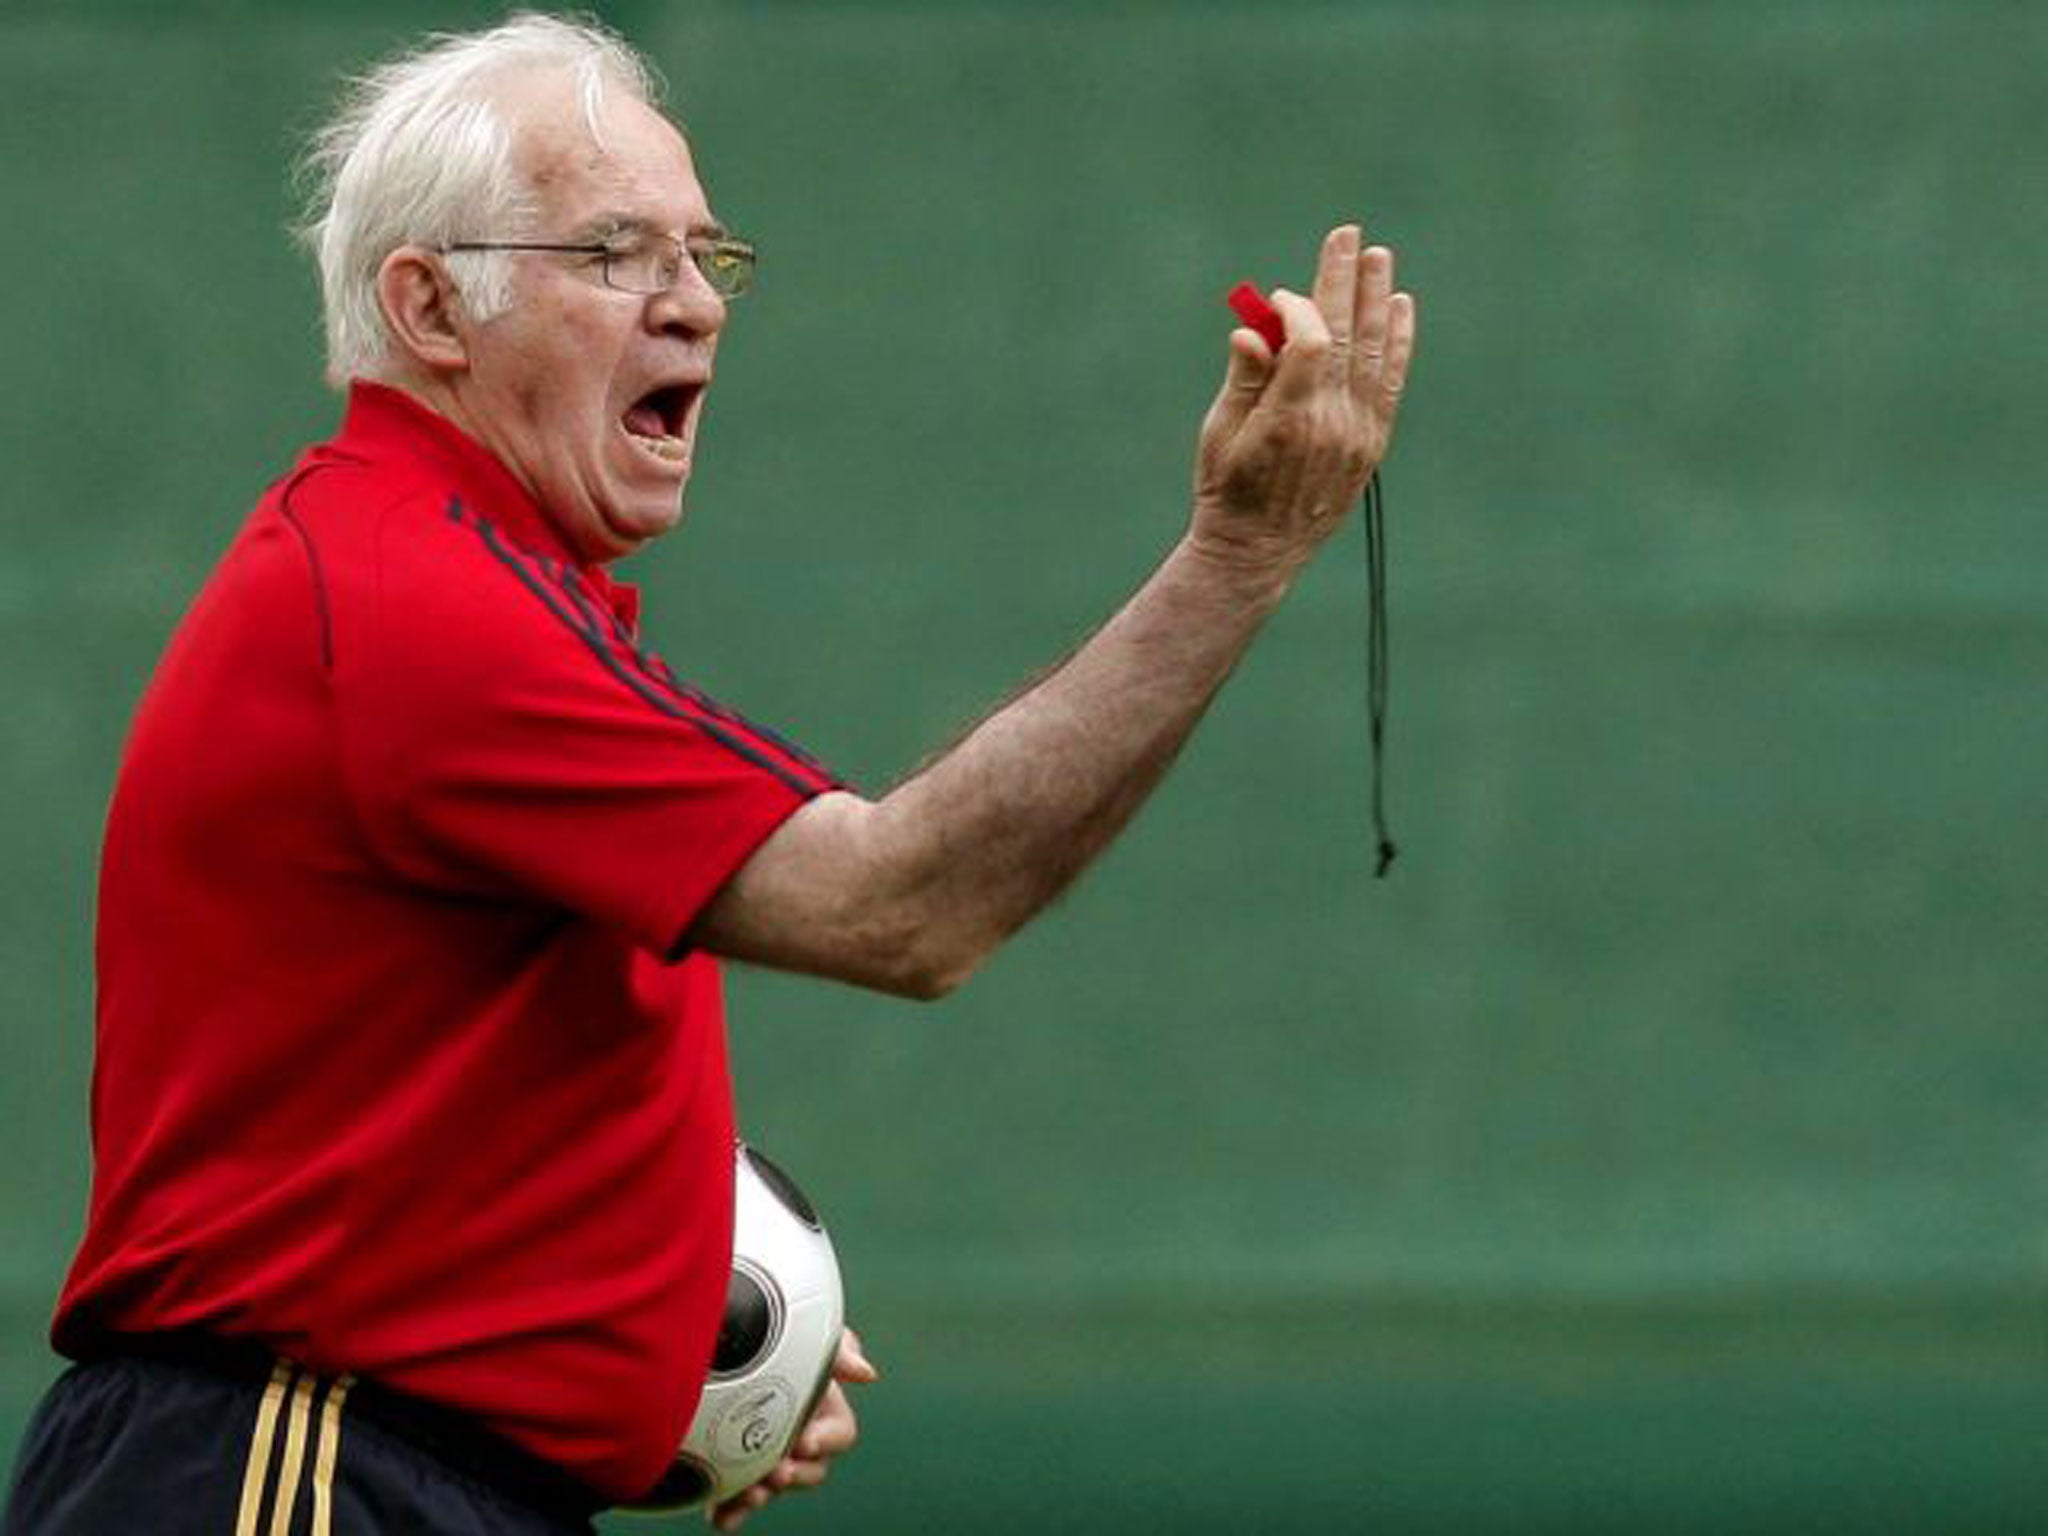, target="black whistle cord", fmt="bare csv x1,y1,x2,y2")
1364,469,1397,877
